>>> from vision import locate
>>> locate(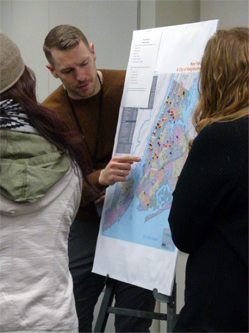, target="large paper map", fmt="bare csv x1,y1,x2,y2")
93,20,218,295
102,72,198,251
